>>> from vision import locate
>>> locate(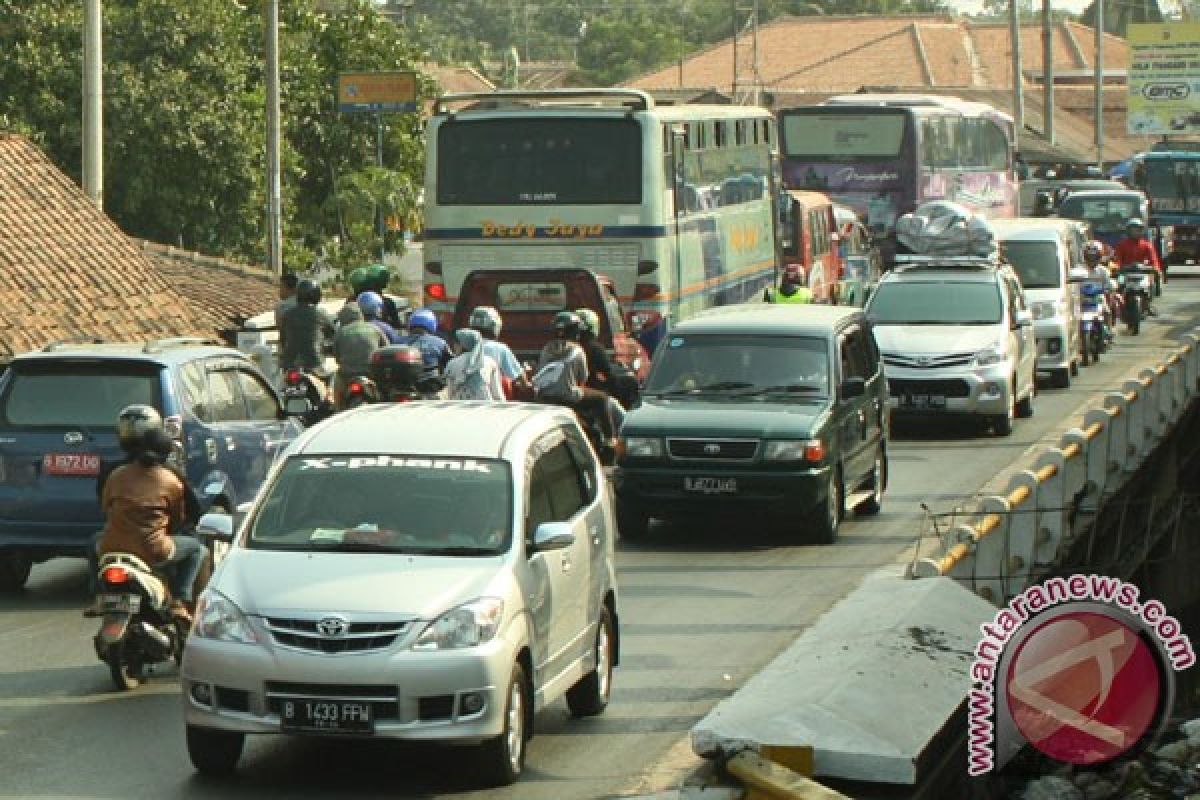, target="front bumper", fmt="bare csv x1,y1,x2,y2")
885,363,1013,417
182,629,517,742
1034,318,1072,372
612,463,829,518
